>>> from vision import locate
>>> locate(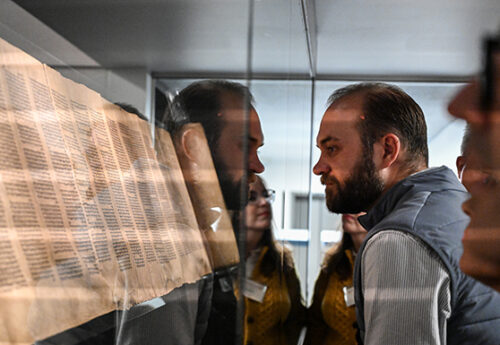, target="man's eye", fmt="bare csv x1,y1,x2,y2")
326,146,336,153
